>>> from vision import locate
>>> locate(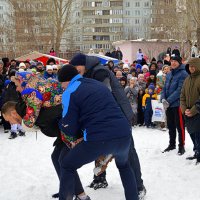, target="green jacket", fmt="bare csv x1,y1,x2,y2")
180,59,200,116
